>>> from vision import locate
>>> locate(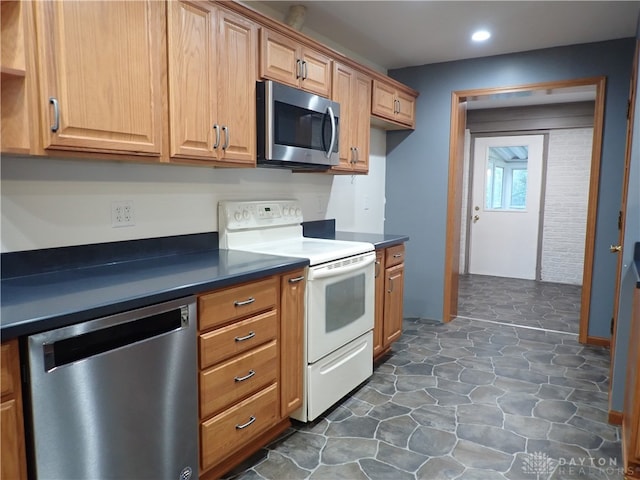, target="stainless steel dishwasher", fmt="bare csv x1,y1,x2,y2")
26,297,198,480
